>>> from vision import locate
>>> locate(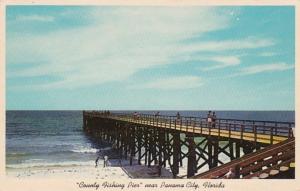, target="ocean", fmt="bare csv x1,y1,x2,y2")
6,110,295,170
